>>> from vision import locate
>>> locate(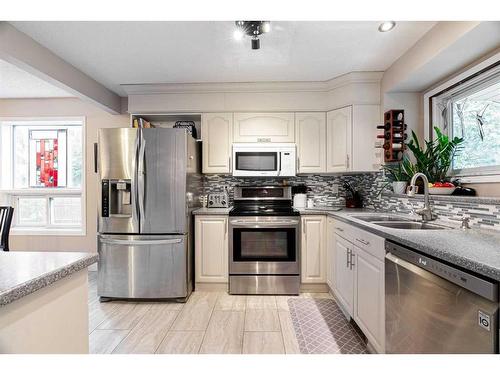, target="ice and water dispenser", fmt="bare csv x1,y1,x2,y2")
101,179,132,218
